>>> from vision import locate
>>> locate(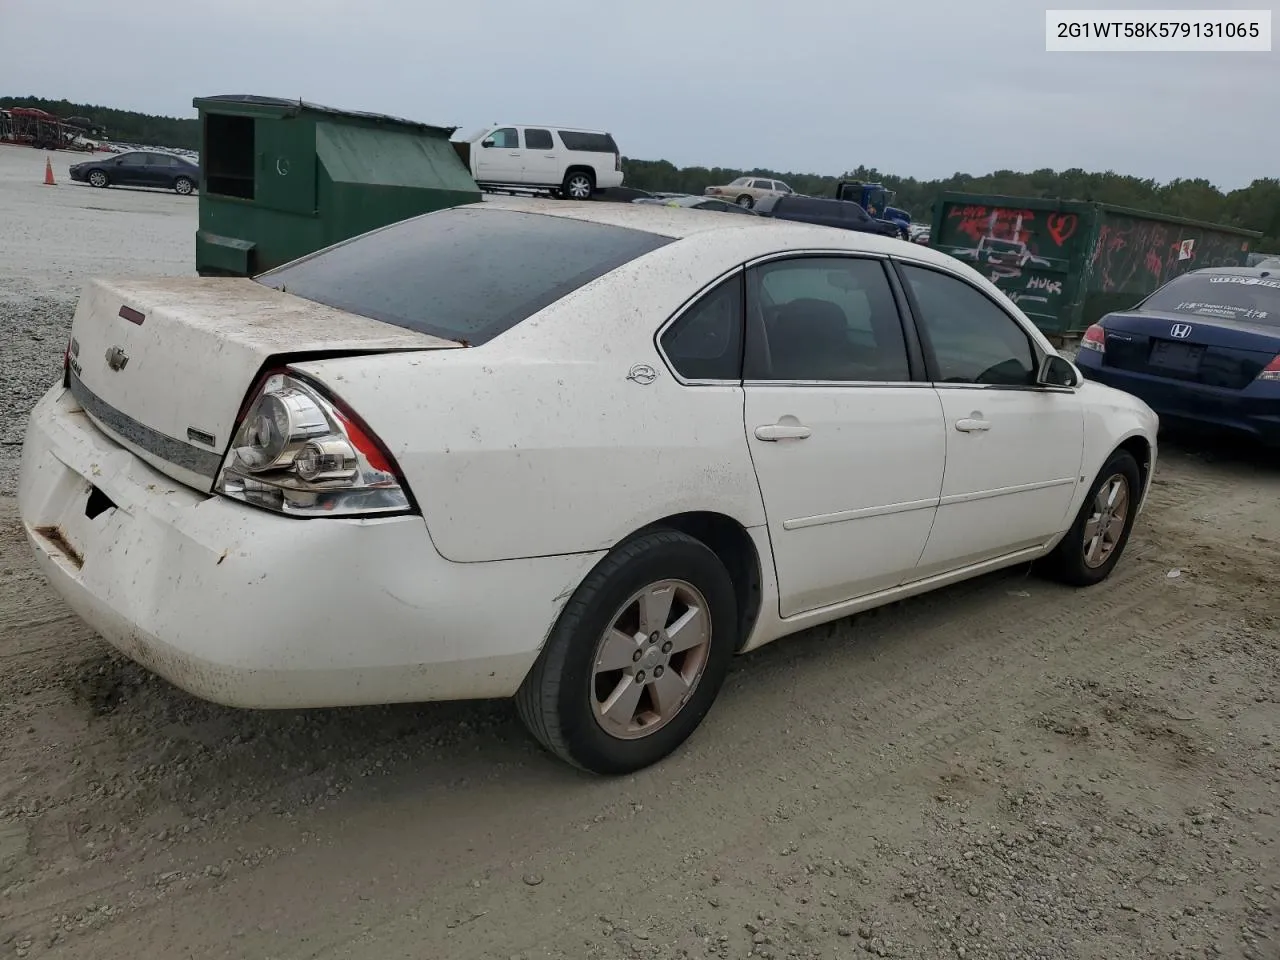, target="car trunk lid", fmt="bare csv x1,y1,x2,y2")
65,277,460,492
1101,310,1280,390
